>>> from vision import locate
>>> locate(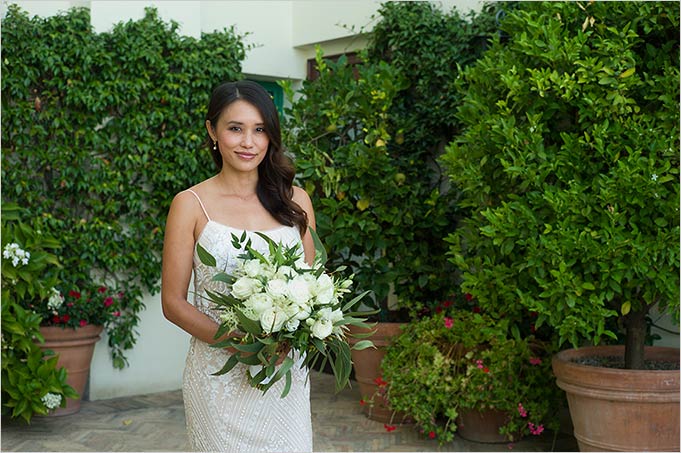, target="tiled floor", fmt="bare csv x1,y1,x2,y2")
1,372,577,452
